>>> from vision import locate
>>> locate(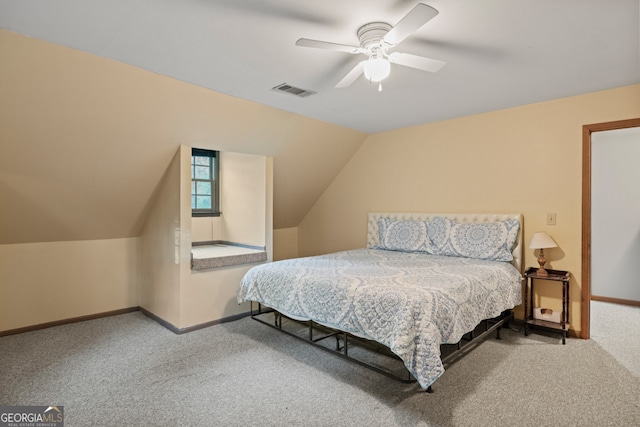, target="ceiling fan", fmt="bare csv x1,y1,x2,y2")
295,3,446,90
